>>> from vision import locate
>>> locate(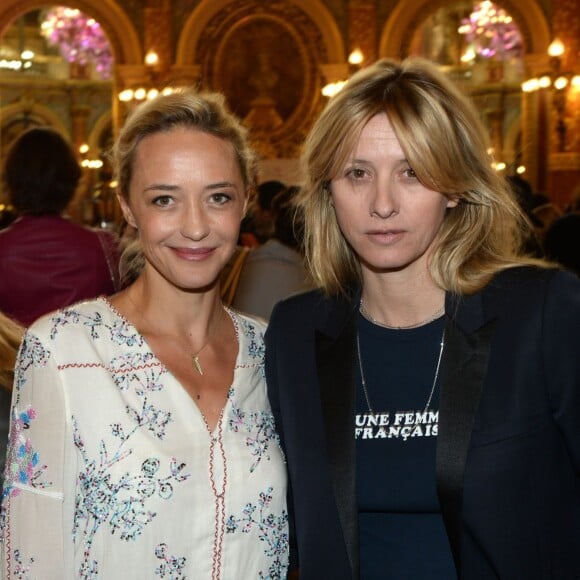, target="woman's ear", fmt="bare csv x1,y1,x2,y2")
117,193,137,228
